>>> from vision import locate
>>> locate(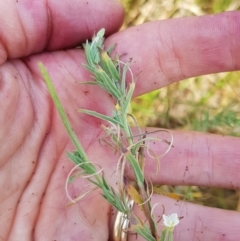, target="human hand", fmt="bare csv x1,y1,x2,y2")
1,1,240,241
106,10,240,241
